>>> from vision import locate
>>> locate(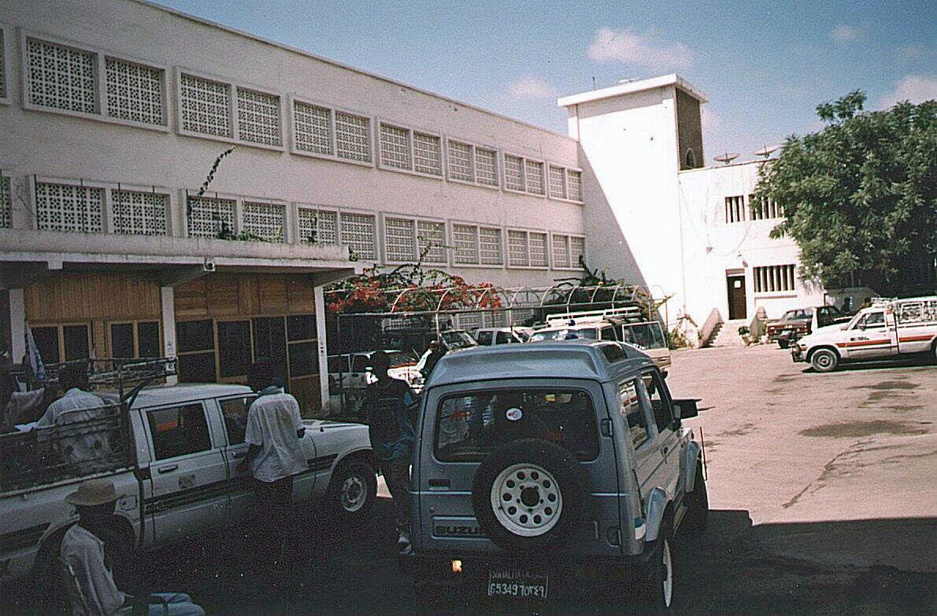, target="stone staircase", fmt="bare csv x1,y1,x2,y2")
710,318,750,347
